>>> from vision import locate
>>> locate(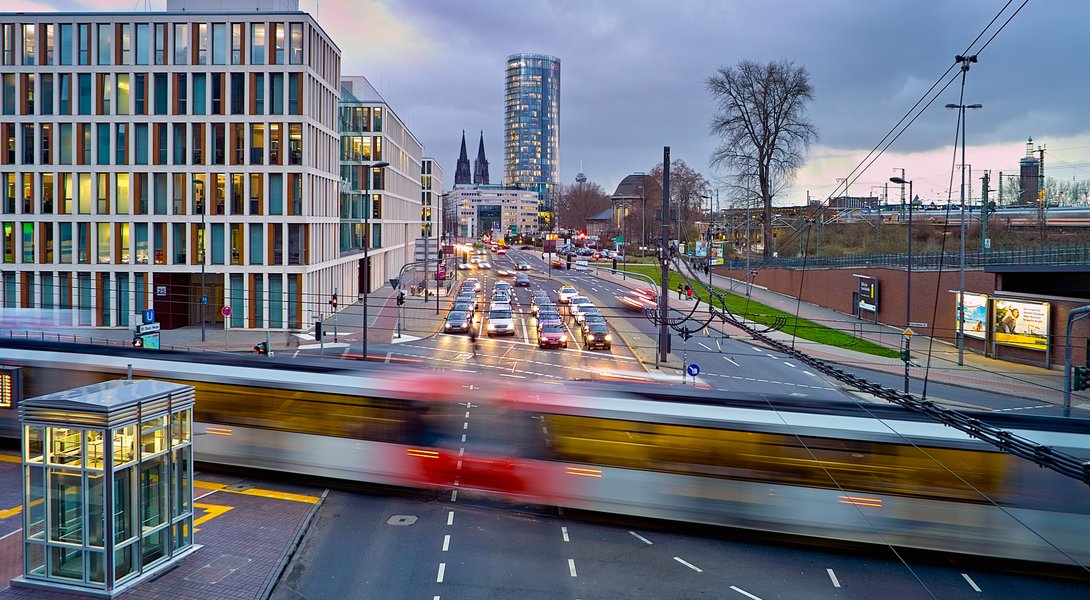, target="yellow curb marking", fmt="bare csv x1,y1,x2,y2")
194,480,228,491
194,480,319,504
0,454,21,464
0,505,21,520
192,502,234,532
